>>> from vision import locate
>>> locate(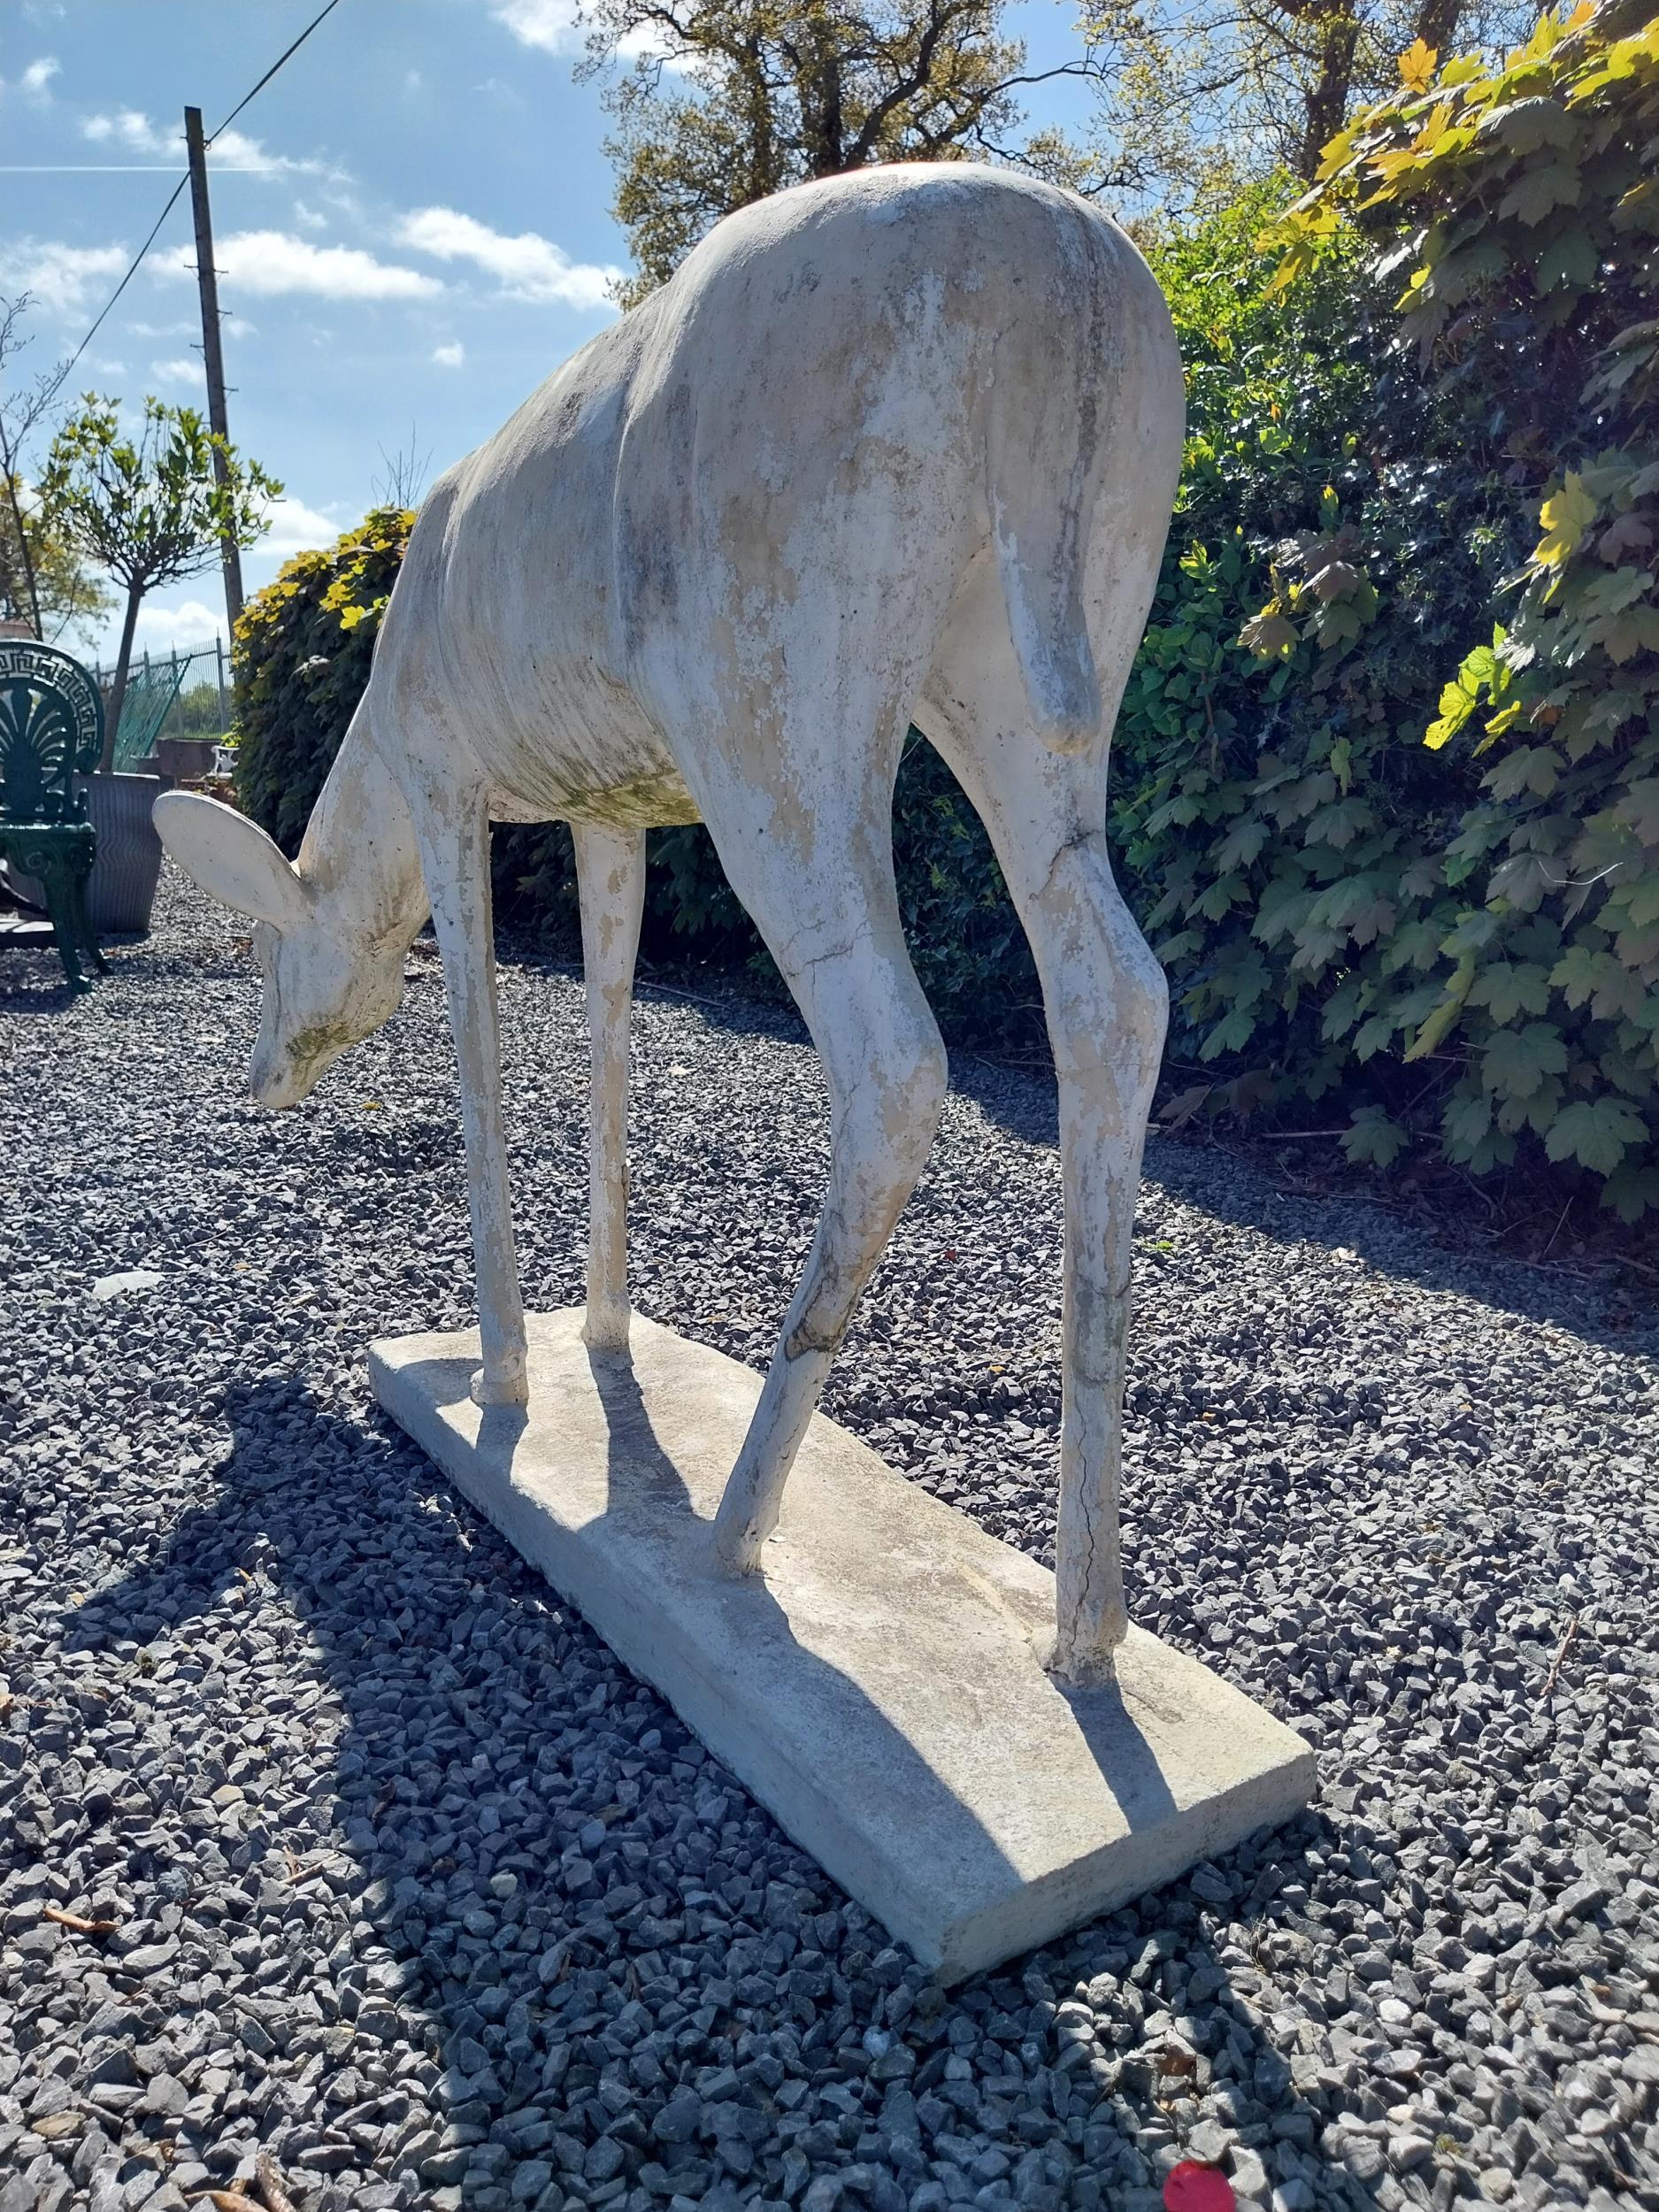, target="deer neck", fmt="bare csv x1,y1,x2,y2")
296,710,429,952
